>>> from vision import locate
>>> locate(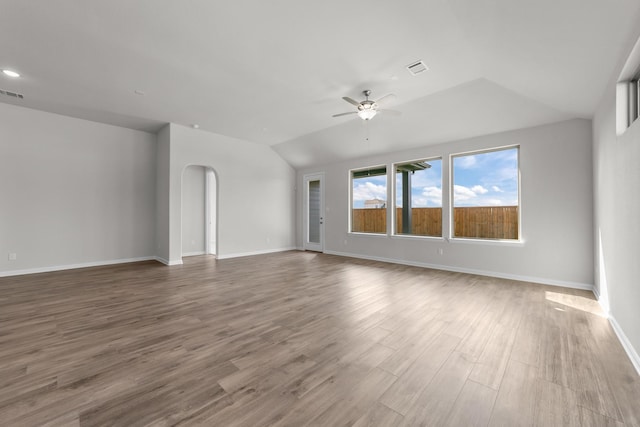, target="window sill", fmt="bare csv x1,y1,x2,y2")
348,232,389,237
448,237,524,247
391,234,445,242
